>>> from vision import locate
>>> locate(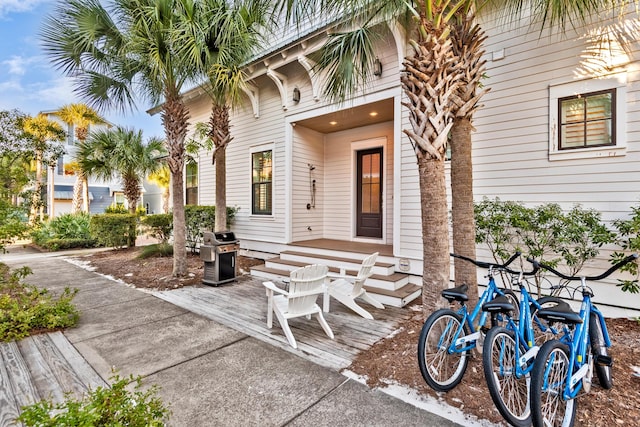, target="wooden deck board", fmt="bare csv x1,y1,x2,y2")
153,275,413,371
0,344,23,427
